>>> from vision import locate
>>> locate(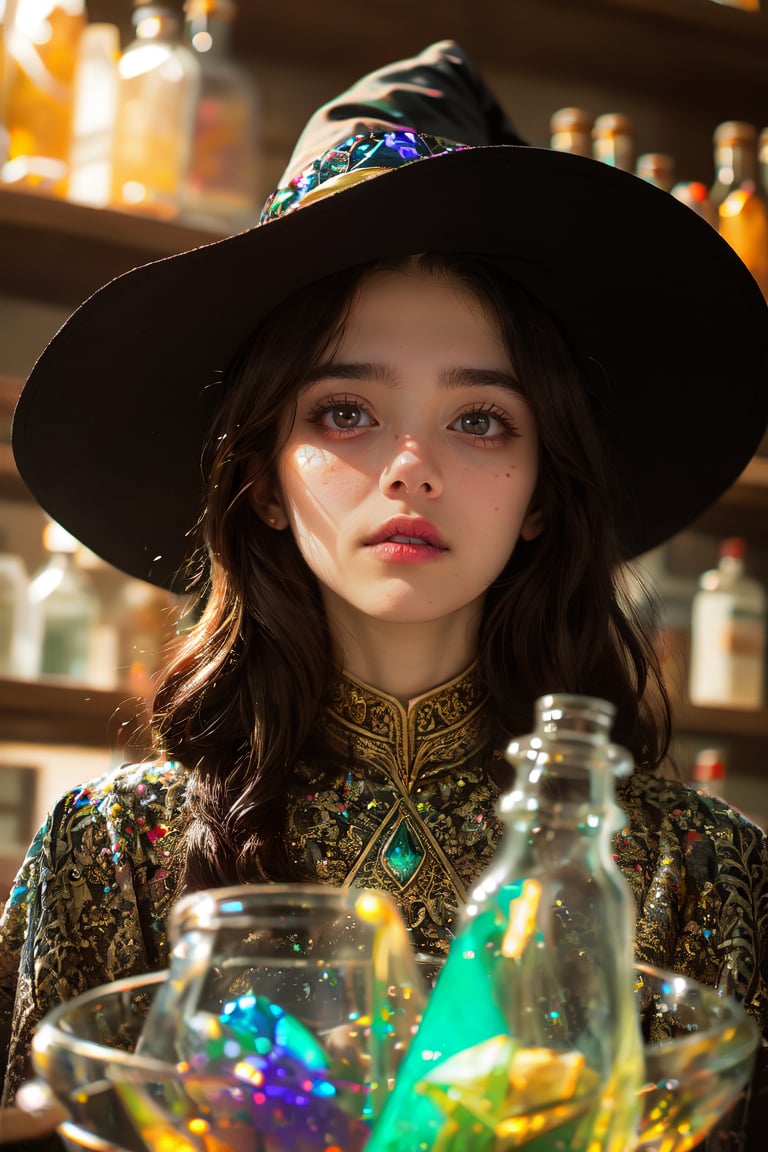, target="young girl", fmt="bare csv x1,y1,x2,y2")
2,40,766,1151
